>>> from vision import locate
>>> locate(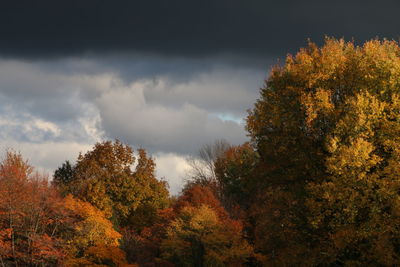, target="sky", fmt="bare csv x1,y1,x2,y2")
1,0,399,194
